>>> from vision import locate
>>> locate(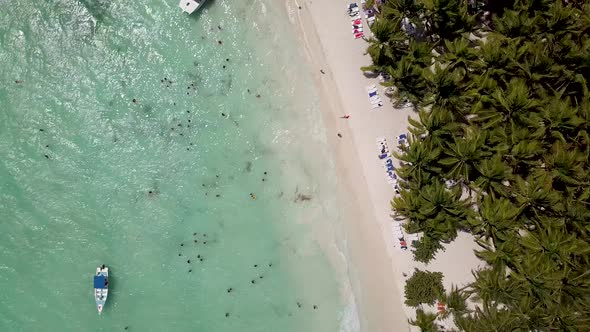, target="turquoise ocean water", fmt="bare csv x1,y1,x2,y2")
0,0,356,331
